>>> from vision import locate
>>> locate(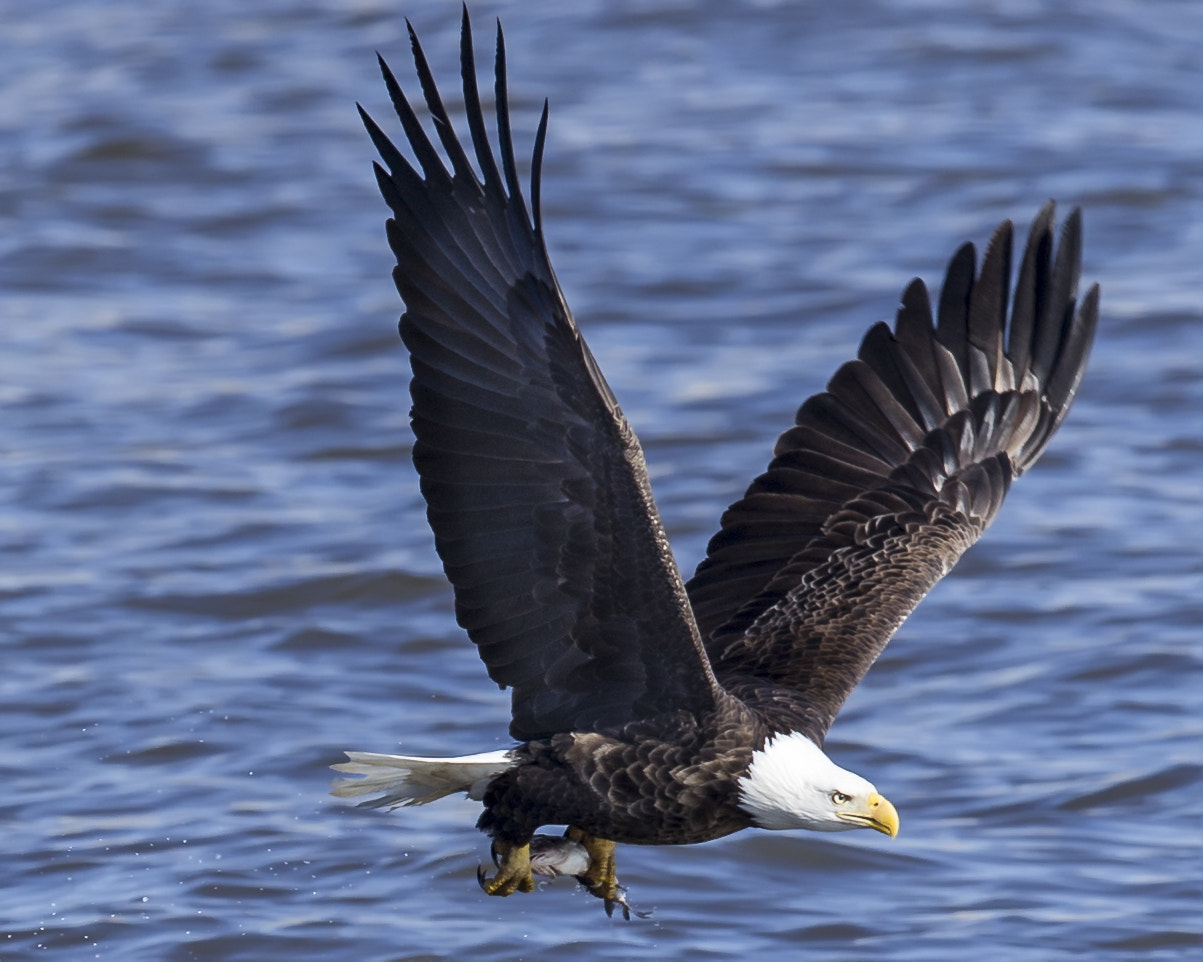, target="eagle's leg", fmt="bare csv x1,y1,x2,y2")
477,839,535,896
565,826,631,919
